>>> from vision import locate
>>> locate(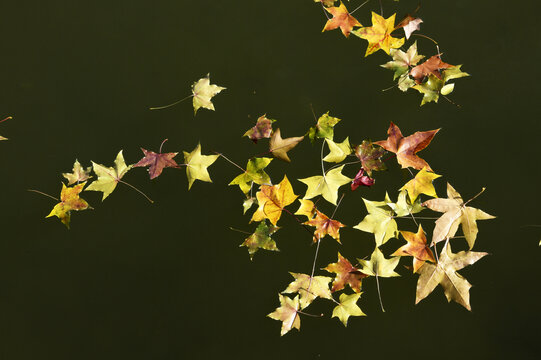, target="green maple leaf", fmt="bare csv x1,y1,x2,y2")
358,247,400,278
183,143,219,190
86,150,132,200
282,272,333,309
354,140,386,176
381,41,424,80
332,293,366,326
354,194,398,246
229,157,273,194
416,243,487,311
192,73,226,114
307,112,341,143
413,65,469,105
323,137,352,163
298,165,352,205
240,221,280,260
387,189,424,217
